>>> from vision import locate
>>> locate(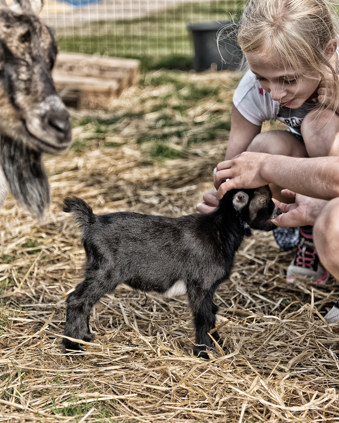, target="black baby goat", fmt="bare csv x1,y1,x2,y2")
63,186,279,359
